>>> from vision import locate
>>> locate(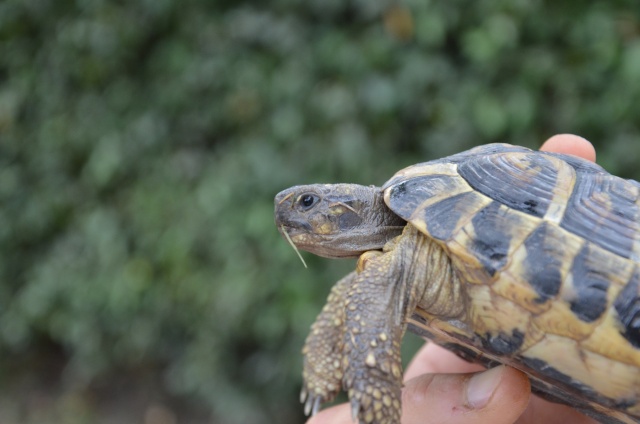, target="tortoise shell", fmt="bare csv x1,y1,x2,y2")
383,143,640,423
